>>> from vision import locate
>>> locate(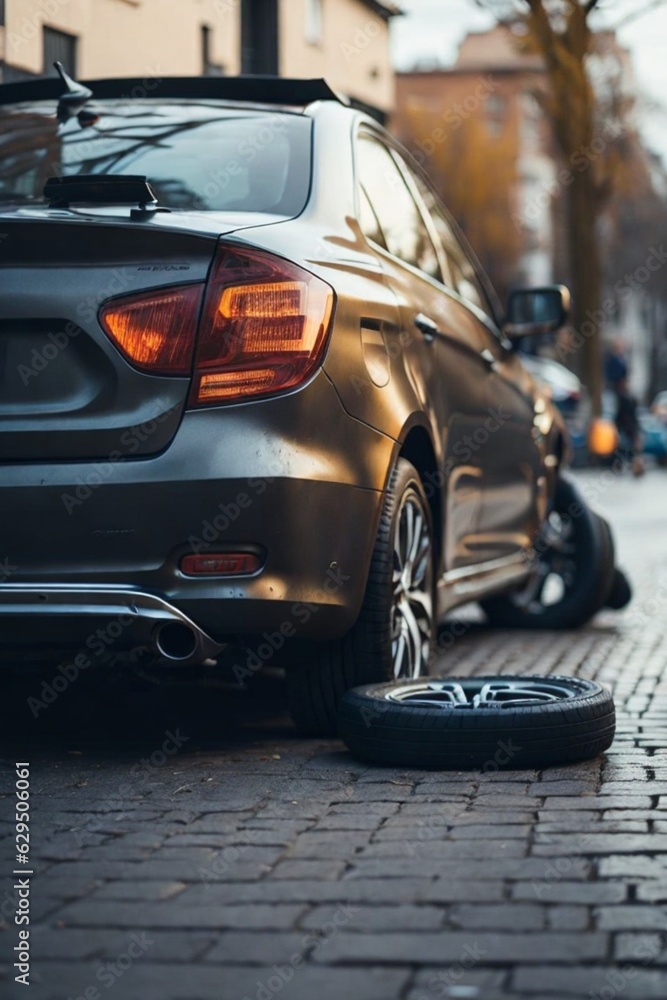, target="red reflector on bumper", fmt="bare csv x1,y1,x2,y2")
181,553,262,576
